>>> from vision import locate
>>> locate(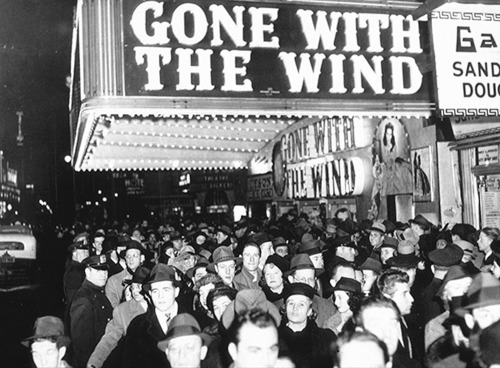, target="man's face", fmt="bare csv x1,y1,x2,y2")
86,267,108,287
216,231,228,245
213,295,232,321
362,270,378,294
243,246,260,272
150,281,179,312
309,252,324,269
166,335,207,368
410,223,424,236
215,260,236,285
337,211,349,222
362,306,400,356
235,227,247,239
290,268,316,288
94,237,104,251
132,230,142,241
338,340,387,368
275,245,288,258
264,264,283,290
173,239,183,251
193,267,207,283
286,294,312,324
390,282,414,315
74,249,89,263
380,247,396,264
125,249,142,271
195,235,206,245
478,232,493,252
31,340,65,368
369,231,384,247
335,246,356,262
229,323,279,368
